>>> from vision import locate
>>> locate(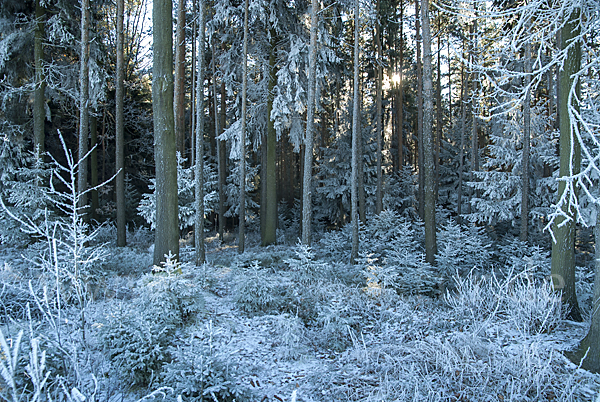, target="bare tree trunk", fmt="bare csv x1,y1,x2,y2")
90,114,98,221
78,0,90,212
397,0,404,171
34,0,45,159
421,0,436,264
239,0,249,253
457,38,467,223
415,0,424,219
174,0,186,158
191,0,197,166
435,31,442,202
351,0,360,263
195,0,206,264
116,0,126,246
551,7,582,322
153,0,179,265
263,33,278,246
219,81,227,238
520,42,531,242
470,22,478,207
301,0,318,246
375,0,383,214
